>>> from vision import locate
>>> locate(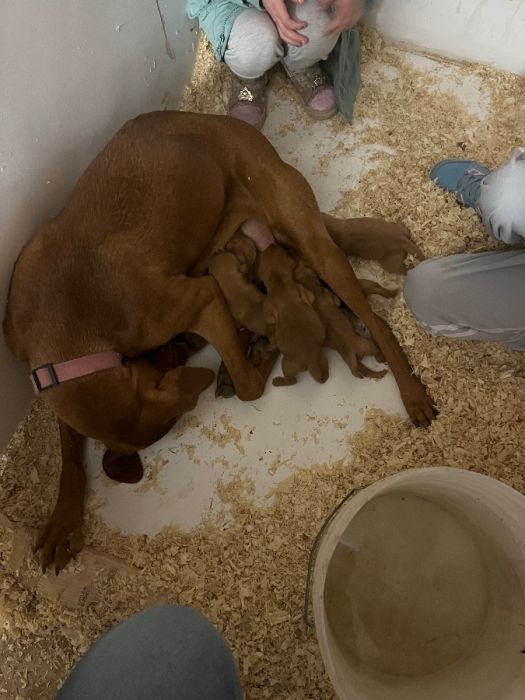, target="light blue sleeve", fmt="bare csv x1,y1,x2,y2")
186,0,261,21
